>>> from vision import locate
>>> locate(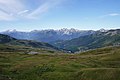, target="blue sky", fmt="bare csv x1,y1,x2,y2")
0,0,120,31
